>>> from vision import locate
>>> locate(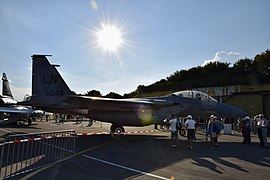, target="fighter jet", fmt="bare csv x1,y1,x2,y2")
0,73,36,124
26,55,248,133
